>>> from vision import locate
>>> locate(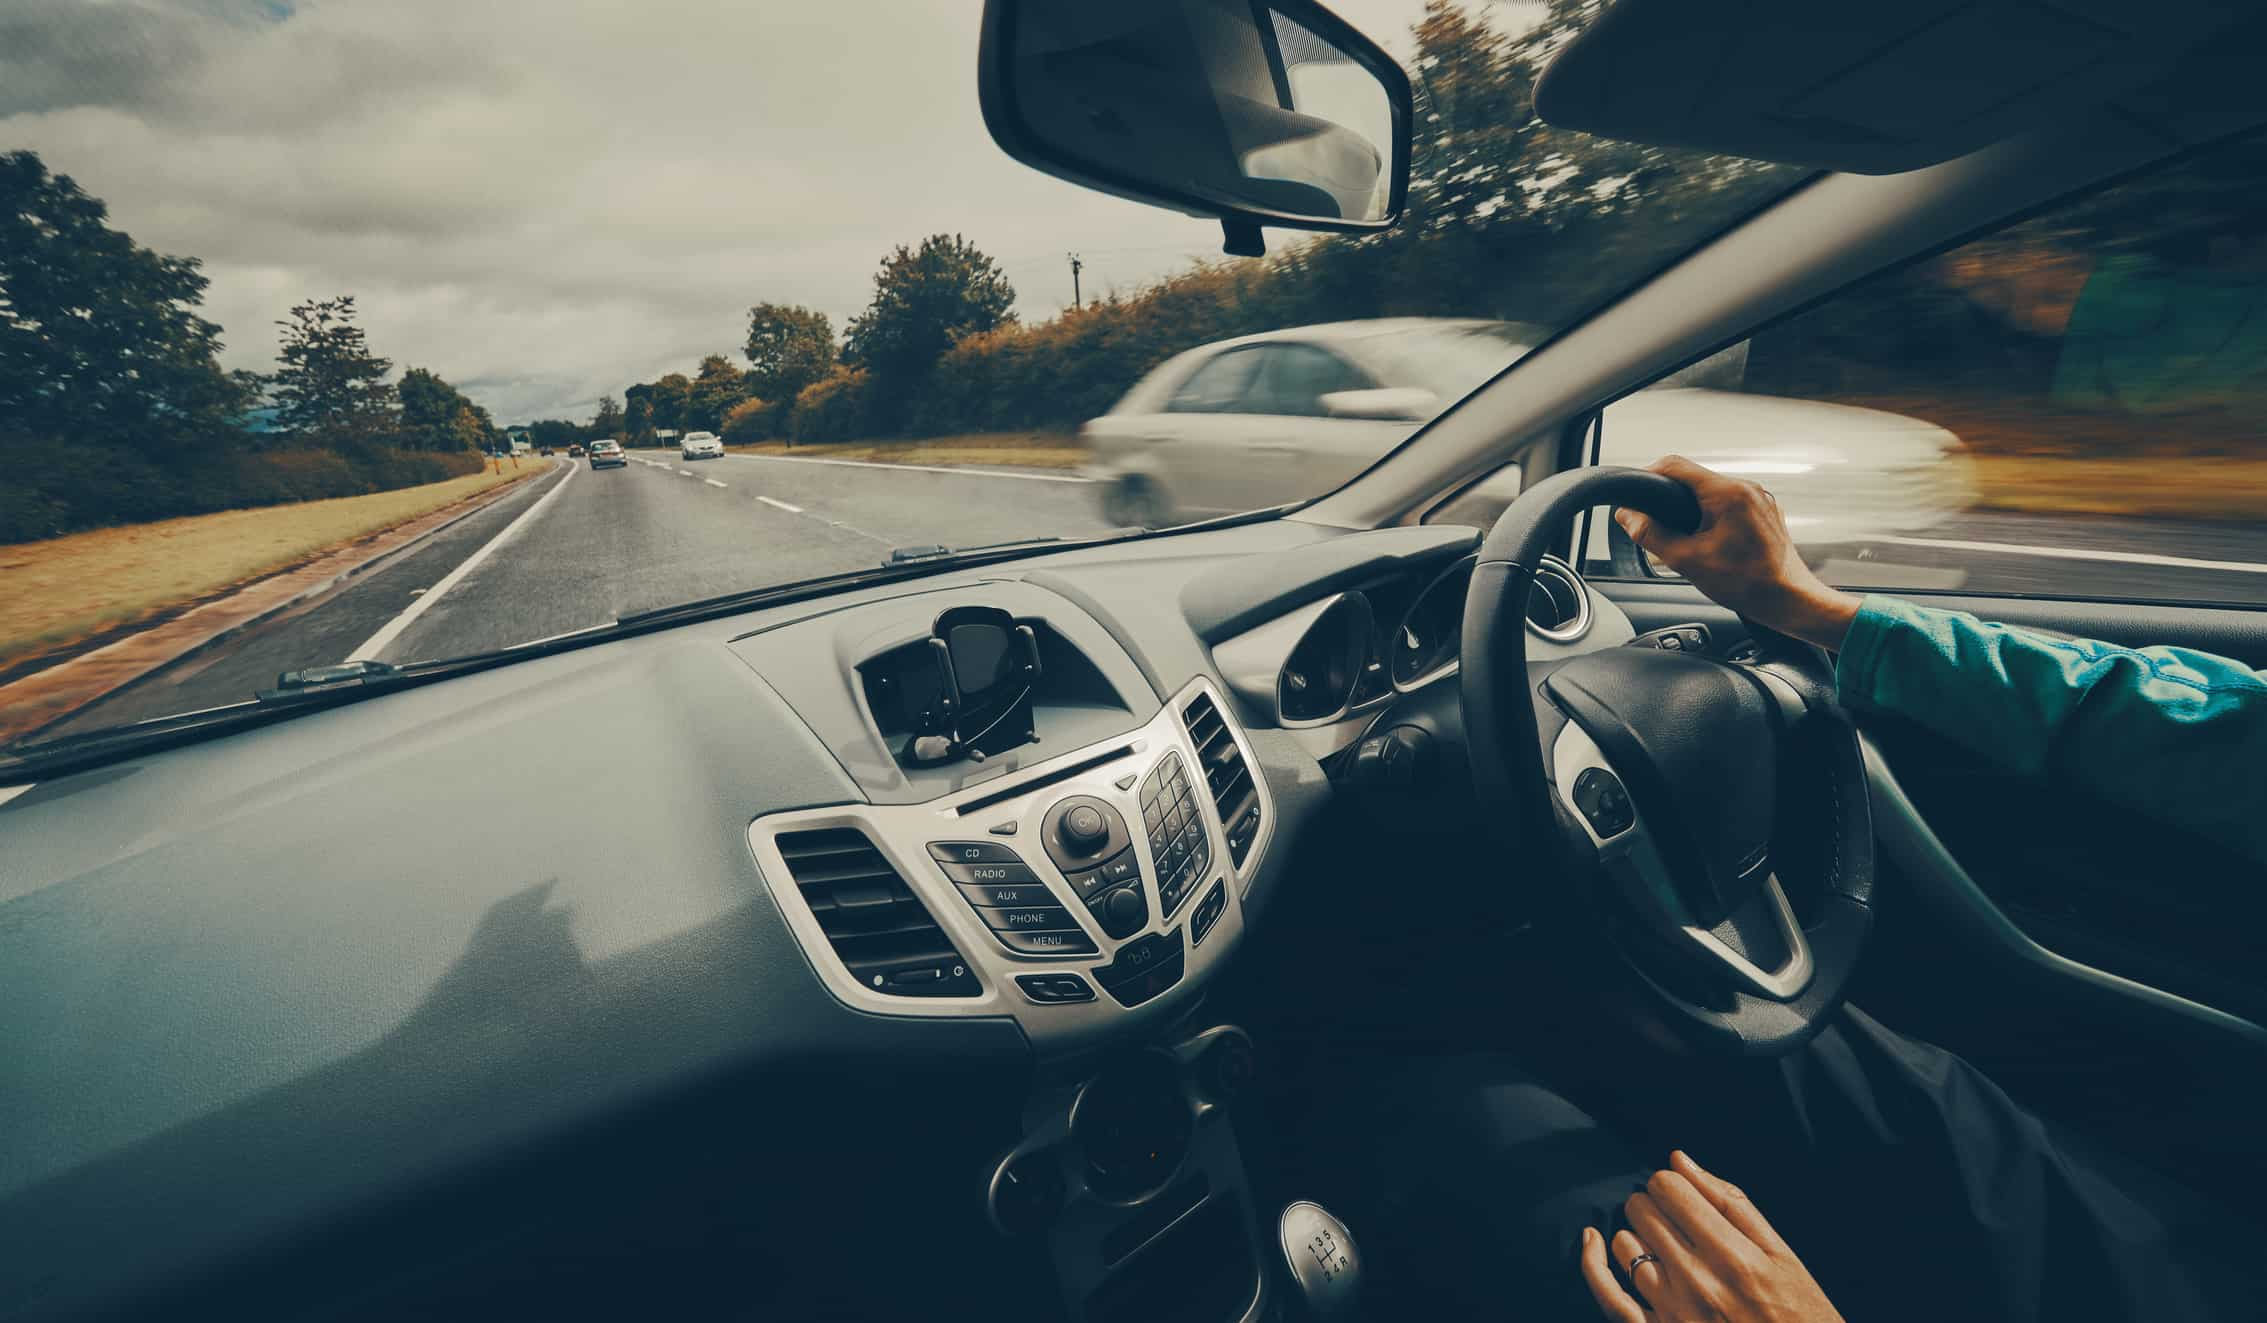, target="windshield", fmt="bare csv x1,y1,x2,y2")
0,0,1800,756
